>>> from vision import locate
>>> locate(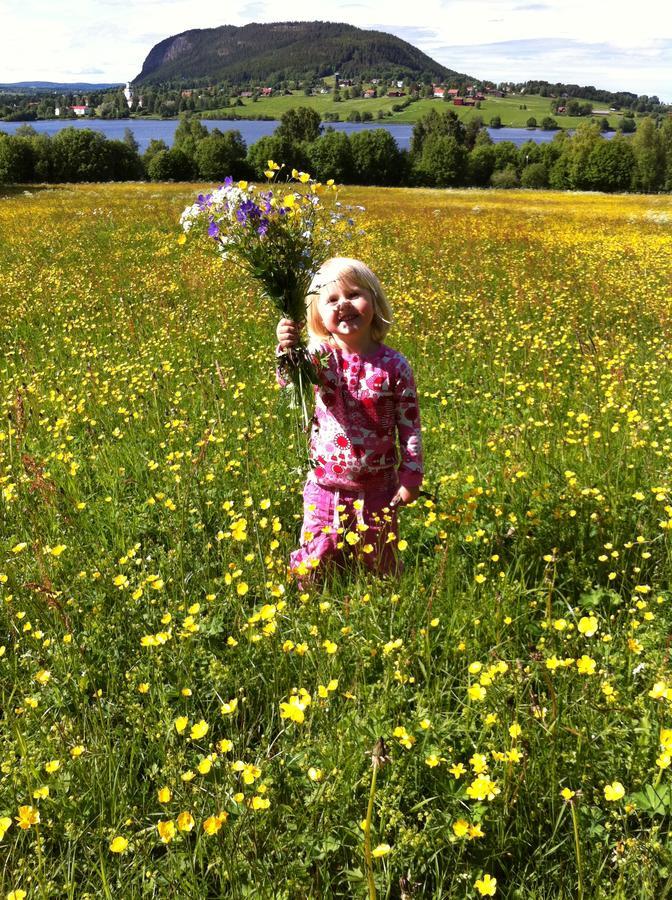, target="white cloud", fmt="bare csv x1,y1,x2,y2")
0,0,669,99
425,37,672,97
